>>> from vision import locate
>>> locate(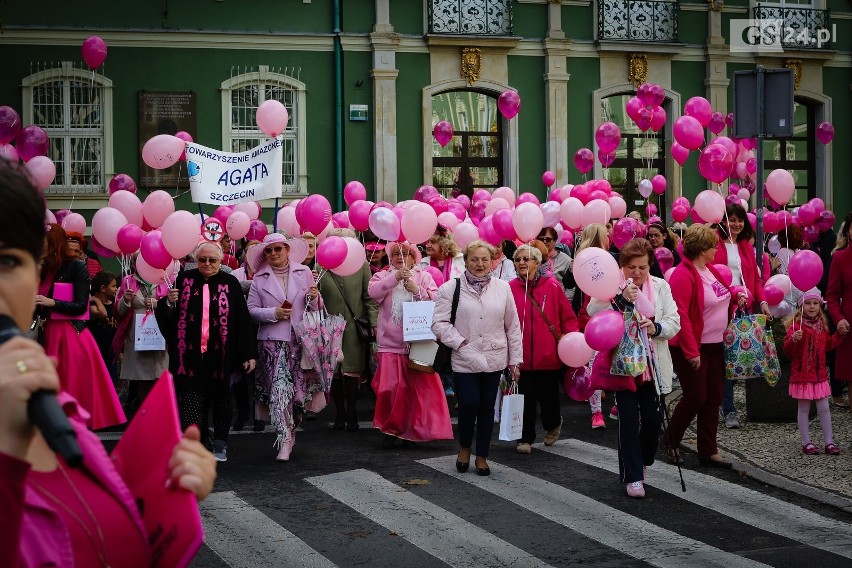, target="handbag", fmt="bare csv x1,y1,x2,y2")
498,383,524,441
723,310,780,384
27,316,46,343
609,310,648,377
430,278,461,375
333,276,372,343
